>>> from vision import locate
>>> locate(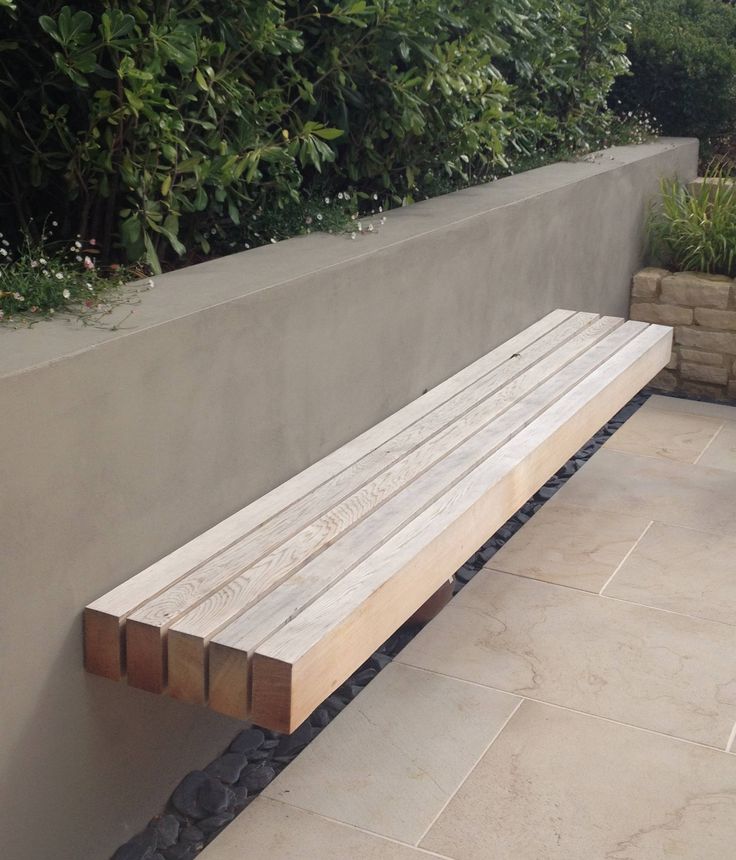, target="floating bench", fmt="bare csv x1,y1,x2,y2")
84,310,671,733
